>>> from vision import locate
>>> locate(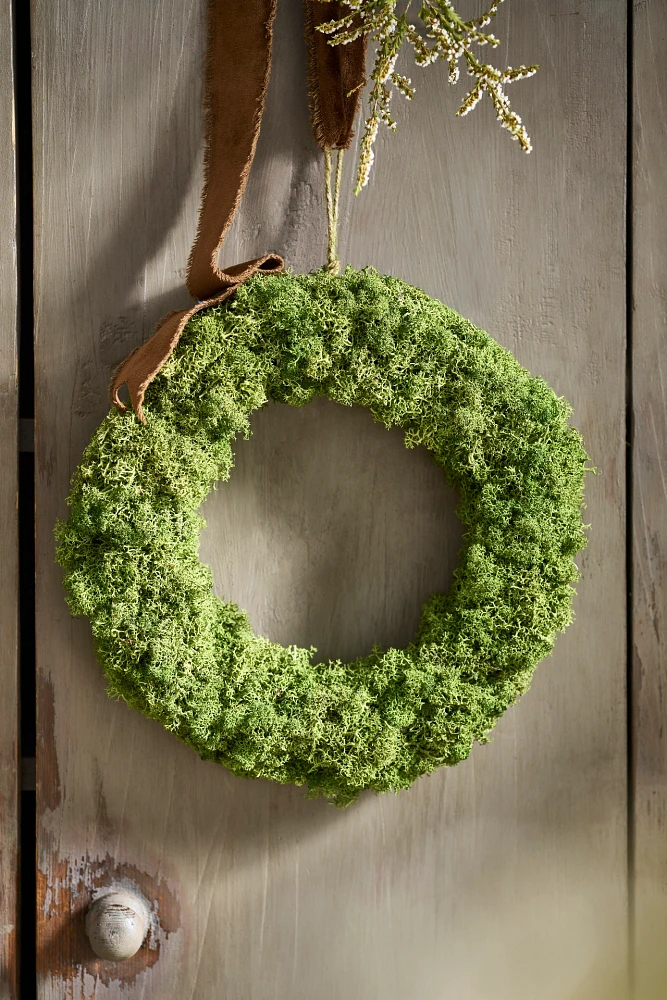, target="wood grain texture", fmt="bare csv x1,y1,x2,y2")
0,0,19,996
632,3,667,997
33,1,629,997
